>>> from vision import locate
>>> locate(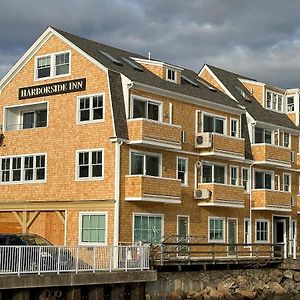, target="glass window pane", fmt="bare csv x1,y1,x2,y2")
23,112,34,129
265,173,272,189
203,115,214,132
255,172,263,189
148,103,159,121
133,99,146,118
265,130,272,144
214,165,225,183
215,118,224,134
202,164,212,183
131,153,144,174
255,127,264,143
146,155,159,176
36,110,47,127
